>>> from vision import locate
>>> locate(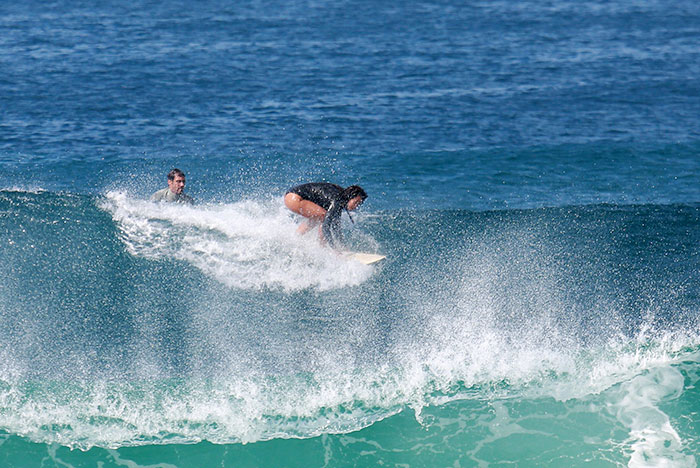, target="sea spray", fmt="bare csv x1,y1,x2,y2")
101,191,374,291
